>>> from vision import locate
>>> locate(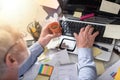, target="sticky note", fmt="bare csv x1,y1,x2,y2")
100,0,120,14
115,68,120,80
39,64,54,76
92,47,102,57
95,60,105,75
35,75,49,80
73,11,82,18
103,24,120,39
